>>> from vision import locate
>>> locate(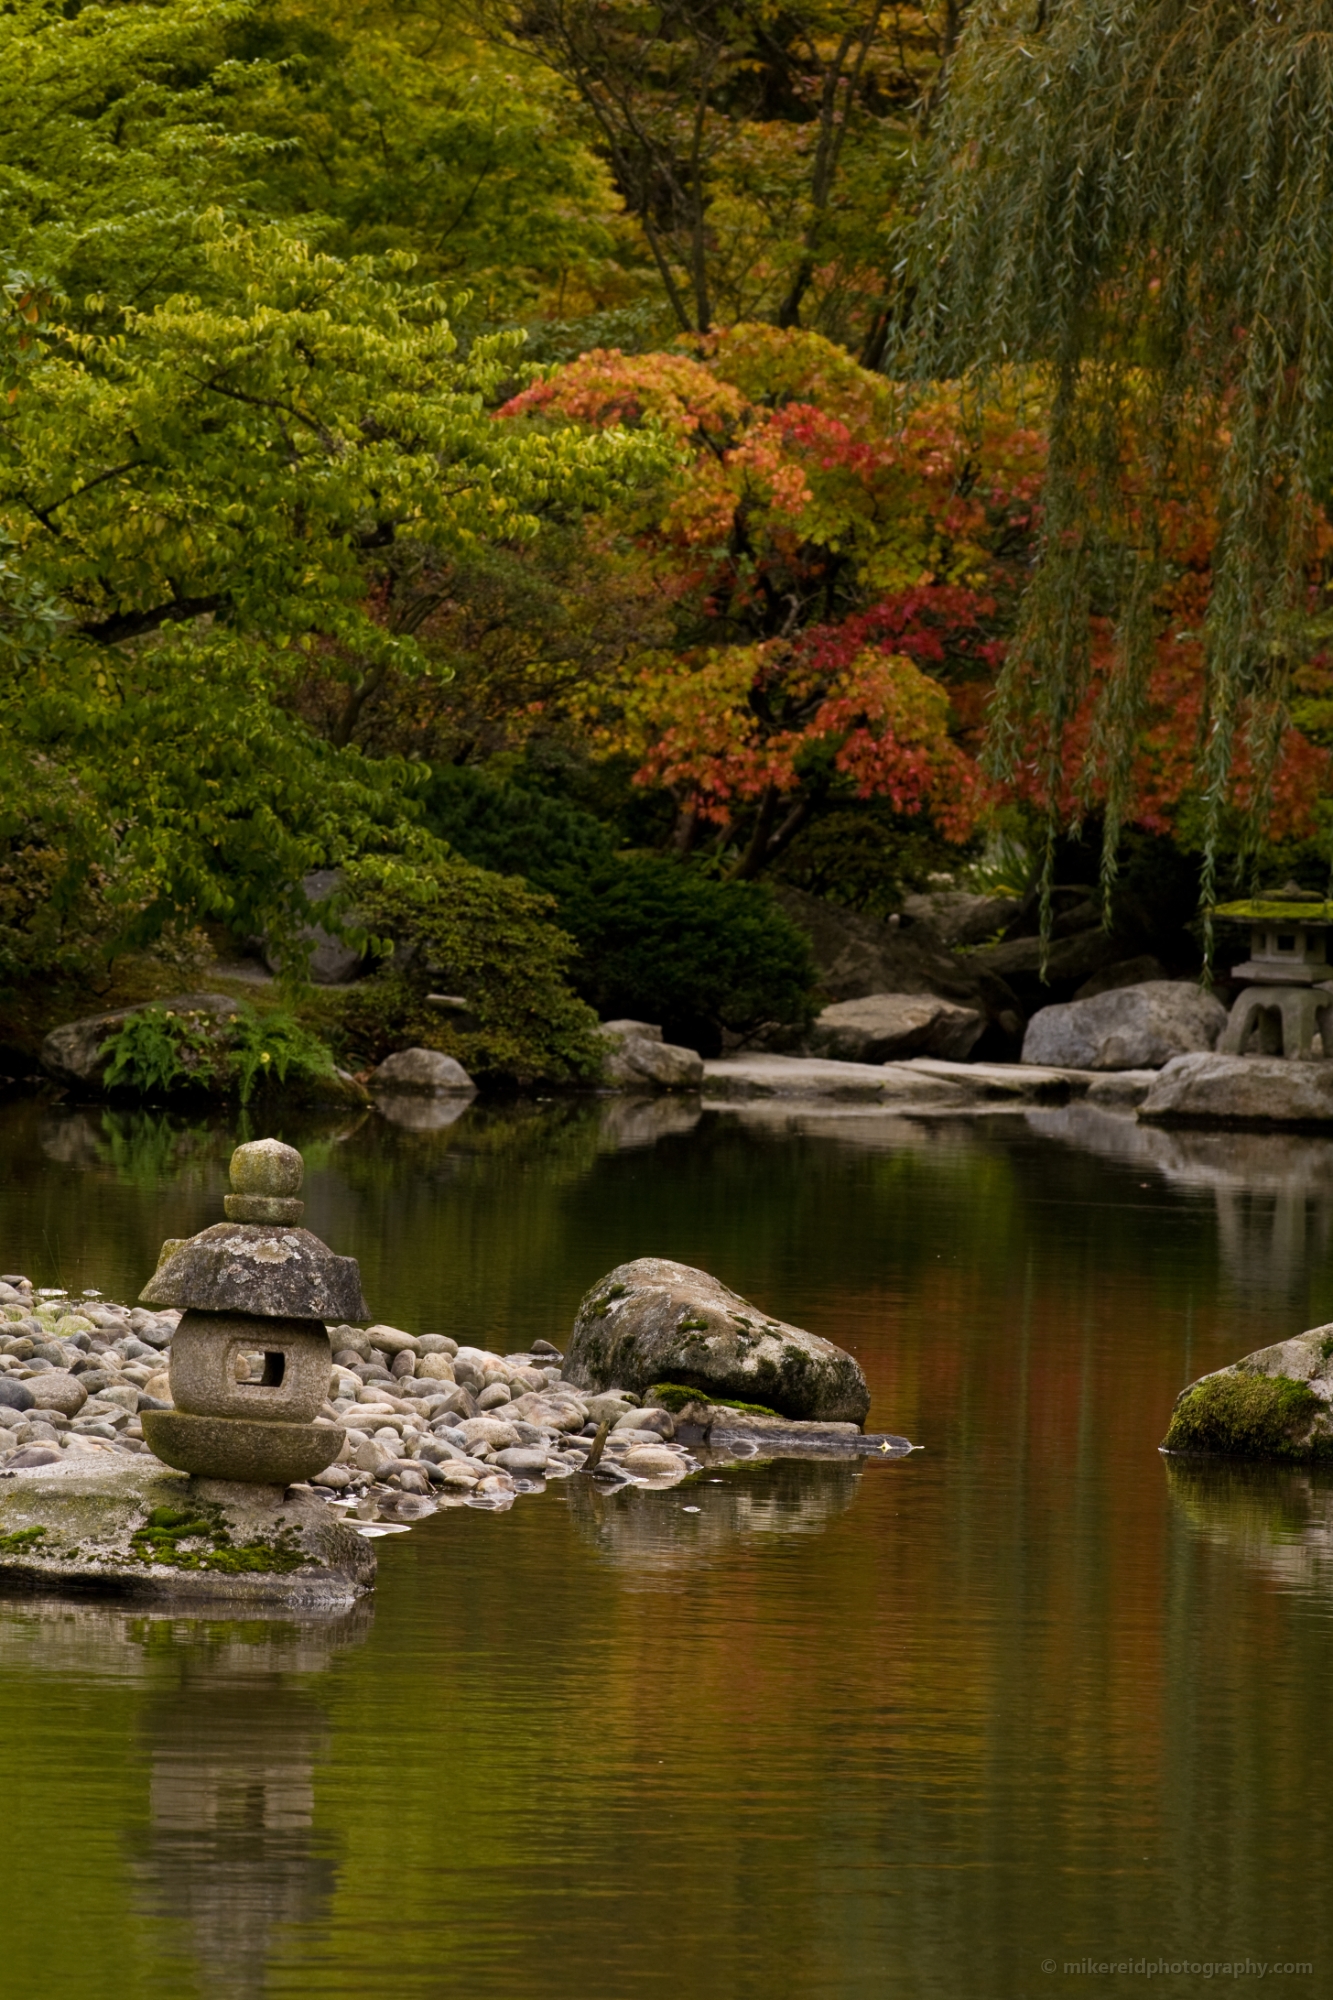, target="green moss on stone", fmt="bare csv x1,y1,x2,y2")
587,1283,630,1320
1163,1372,1333,1460
0,1527,45,1553
128,1502,313,1574
648,1382,784,1419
